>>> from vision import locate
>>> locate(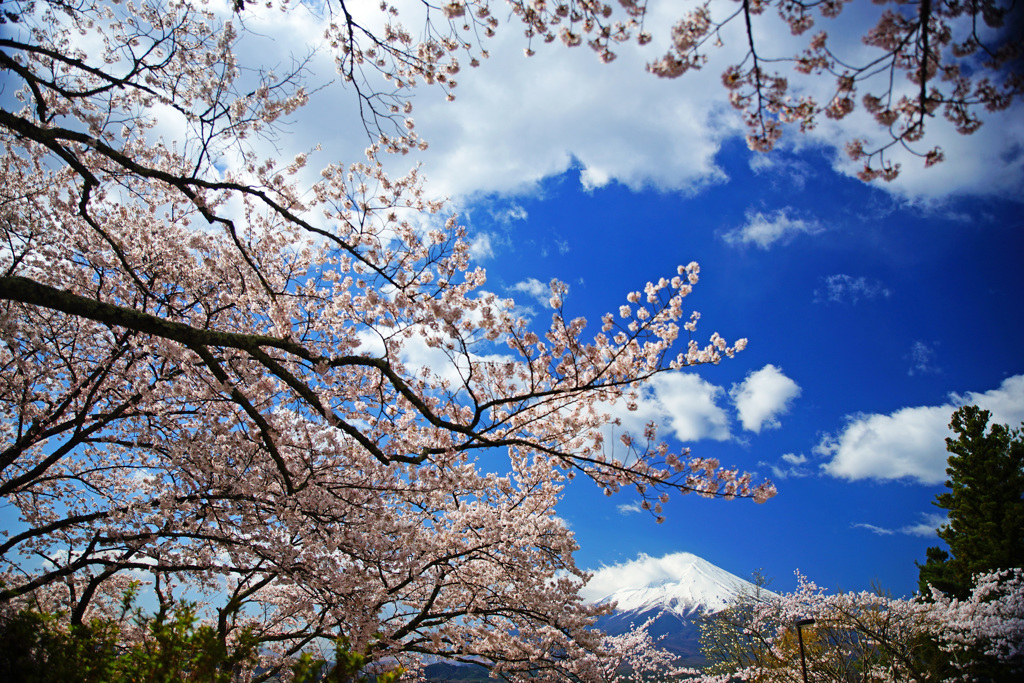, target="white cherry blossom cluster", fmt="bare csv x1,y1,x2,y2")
694,569,1024,682
0,0,780,677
